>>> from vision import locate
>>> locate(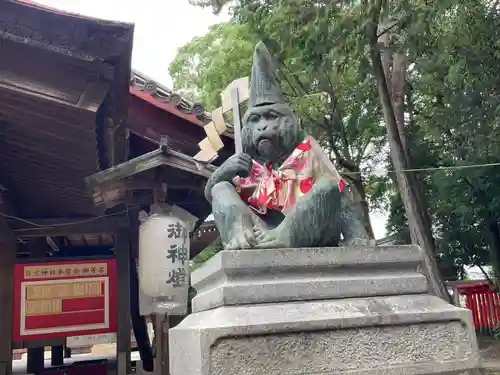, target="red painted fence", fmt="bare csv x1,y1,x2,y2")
455,281,500,335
